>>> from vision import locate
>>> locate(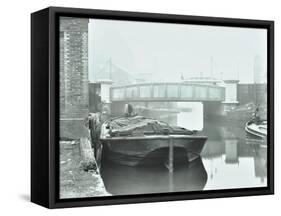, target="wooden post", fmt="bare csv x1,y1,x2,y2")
79,137,97,171
169,136,174,173
168,170,174,192
95,144,103,170
168,136,174,192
